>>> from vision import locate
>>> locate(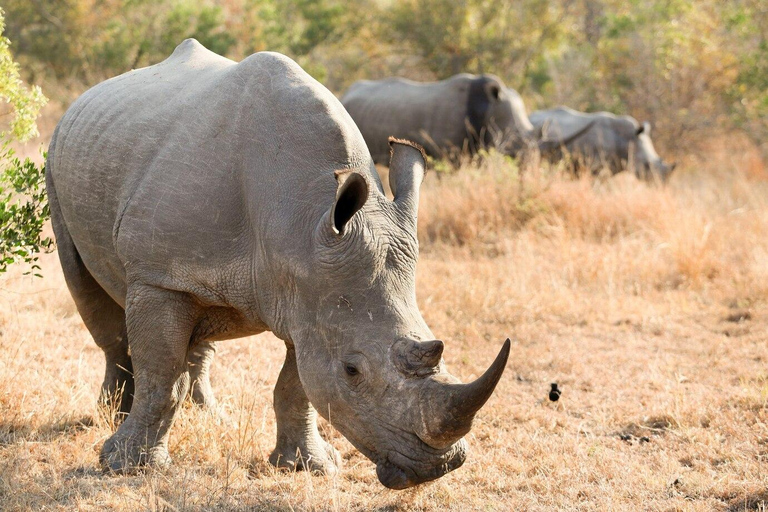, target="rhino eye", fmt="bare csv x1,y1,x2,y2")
344,363,359,376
